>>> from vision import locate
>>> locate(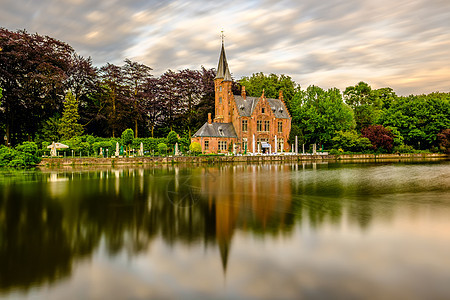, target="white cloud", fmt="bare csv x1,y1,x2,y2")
1,0,450,95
